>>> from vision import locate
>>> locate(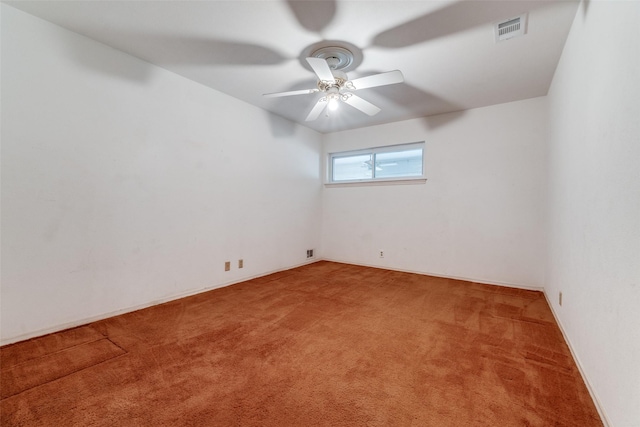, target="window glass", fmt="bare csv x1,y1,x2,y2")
329,142,424,183
332,154,373,181
374,149,423,179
